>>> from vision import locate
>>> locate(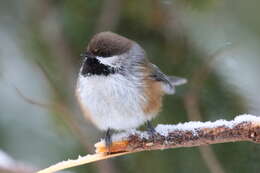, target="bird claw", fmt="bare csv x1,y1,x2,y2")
146,121,159,142
105,128,112,154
